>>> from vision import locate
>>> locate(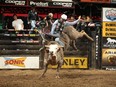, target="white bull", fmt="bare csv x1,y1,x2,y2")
40,41,64,78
